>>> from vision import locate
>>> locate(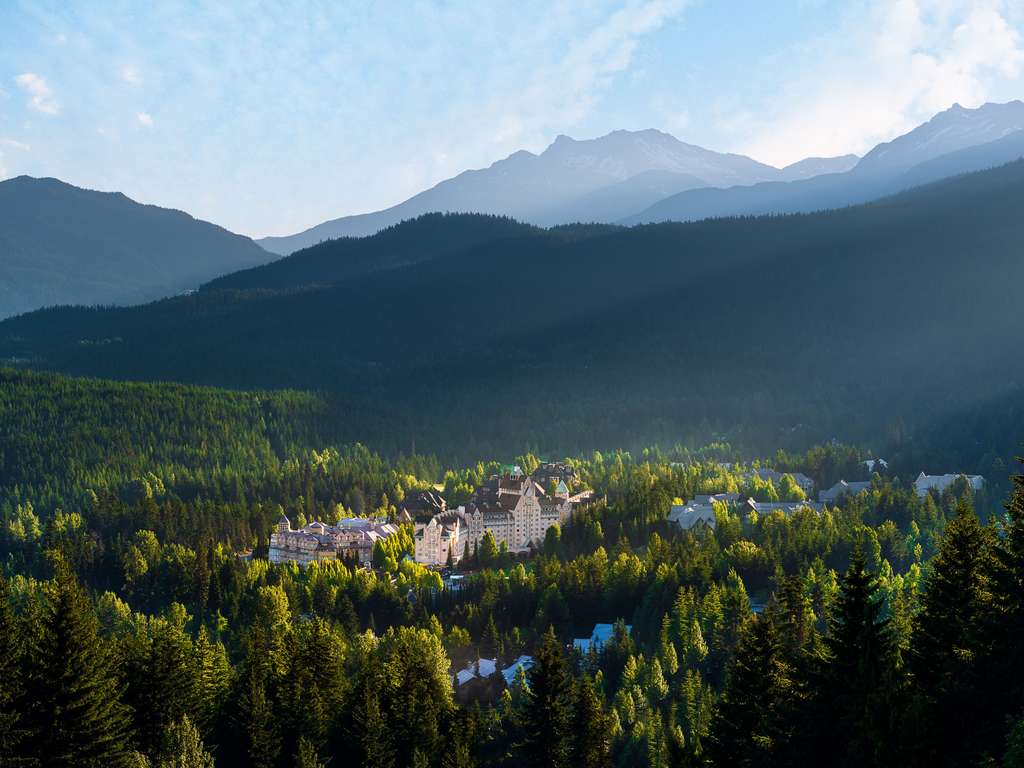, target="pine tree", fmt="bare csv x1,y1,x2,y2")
350,679,394,768
520,627,575,768
236,669,280,768
294,736,327,768
23,566,136,768
573,676,610,768
808,545,900,767
126,618,199,756
706,616,792,767
0,574,29,763
154,716,215,768
908,496,997,766
989,460,1024,746
192,625,231,738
